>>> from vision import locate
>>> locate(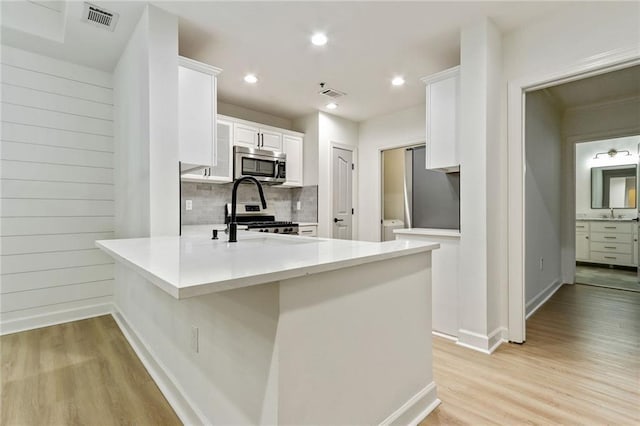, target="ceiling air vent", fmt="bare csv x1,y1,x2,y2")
319,88,346,99
82,2,119,31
